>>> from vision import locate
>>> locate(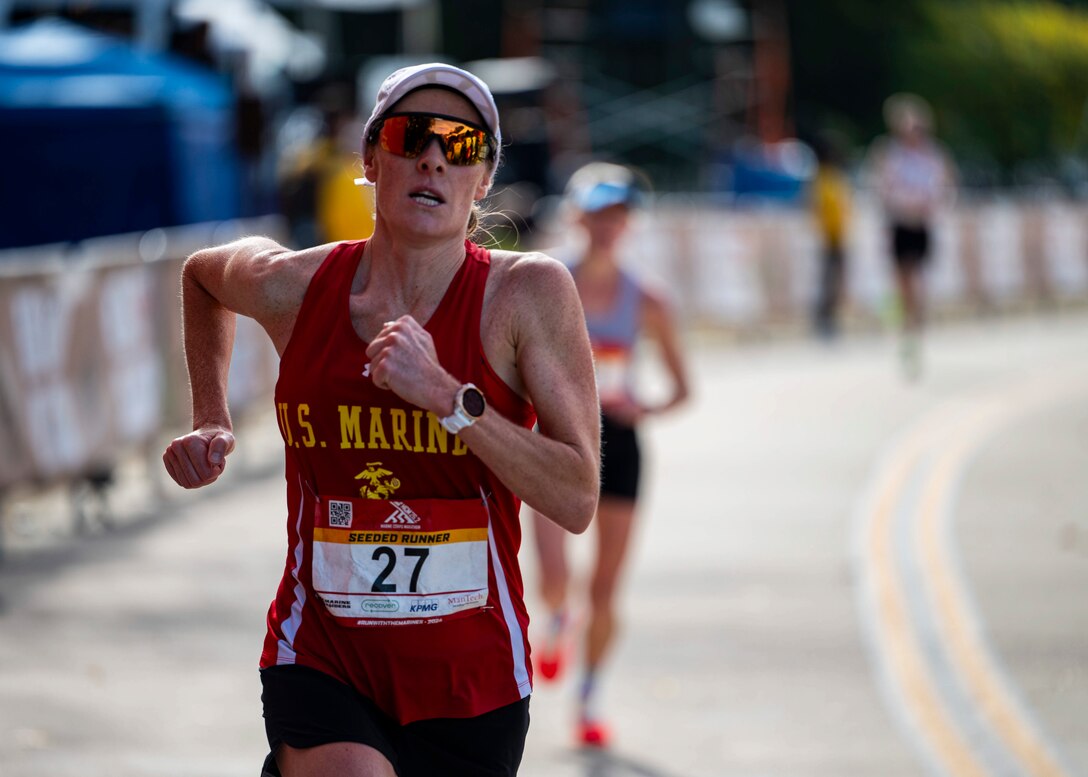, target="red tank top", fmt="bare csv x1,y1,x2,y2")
260,239,537,723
